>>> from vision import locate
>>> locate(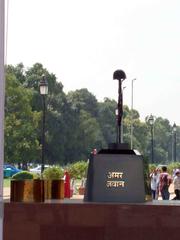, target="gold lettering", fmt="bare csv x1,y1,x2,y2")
111,181,117,187
106,180,125,188
114,172,123,179
107,172,123,179
106,171,125,188
106,181,113,187
107,172,112,179
118,181,125,187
